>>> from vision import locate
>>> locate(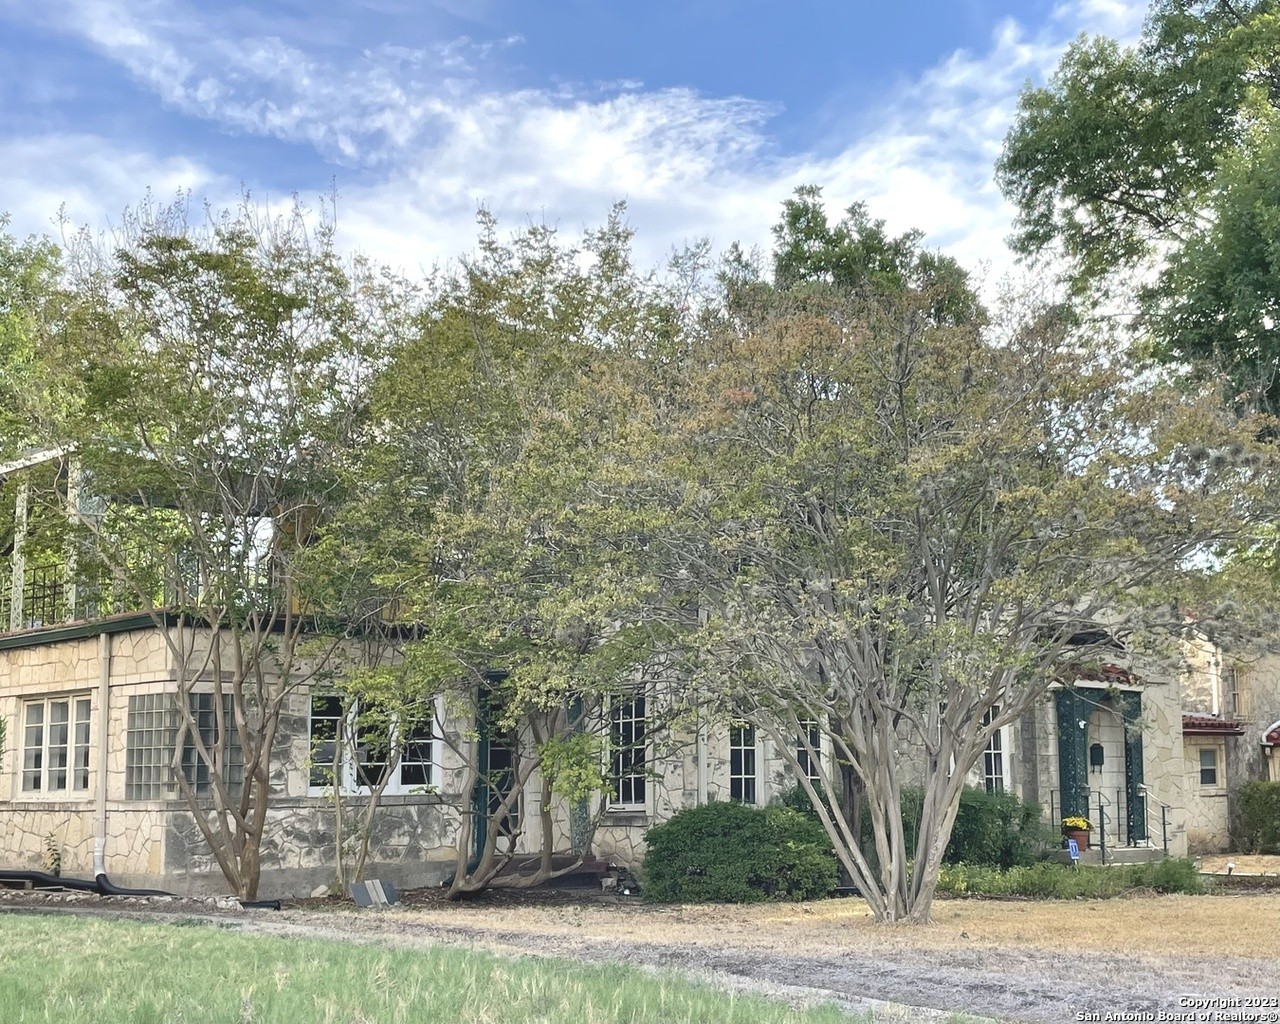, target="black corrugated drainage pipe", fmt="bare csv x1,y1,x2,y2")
0,868,174,897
